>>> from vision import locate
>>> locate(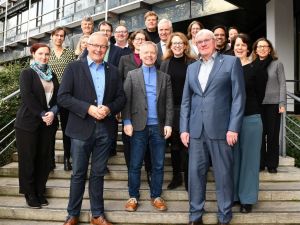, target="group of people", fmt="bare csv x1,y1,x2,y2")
14,9,286,225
